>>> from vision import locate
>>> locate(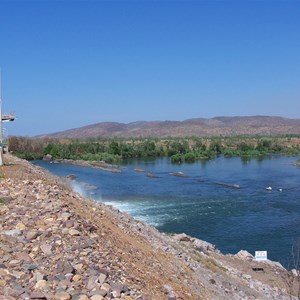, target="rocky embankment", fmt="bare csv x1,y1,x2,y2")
0,154,299,300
